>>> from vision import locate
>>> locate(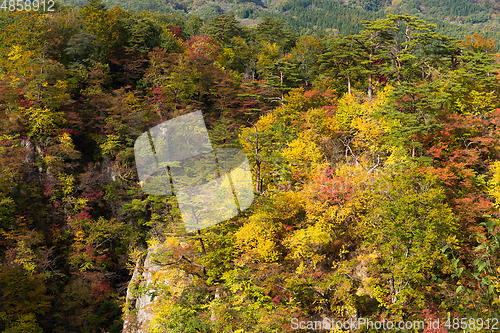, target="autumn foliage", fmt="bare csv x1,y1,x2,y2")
1,4,500,333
